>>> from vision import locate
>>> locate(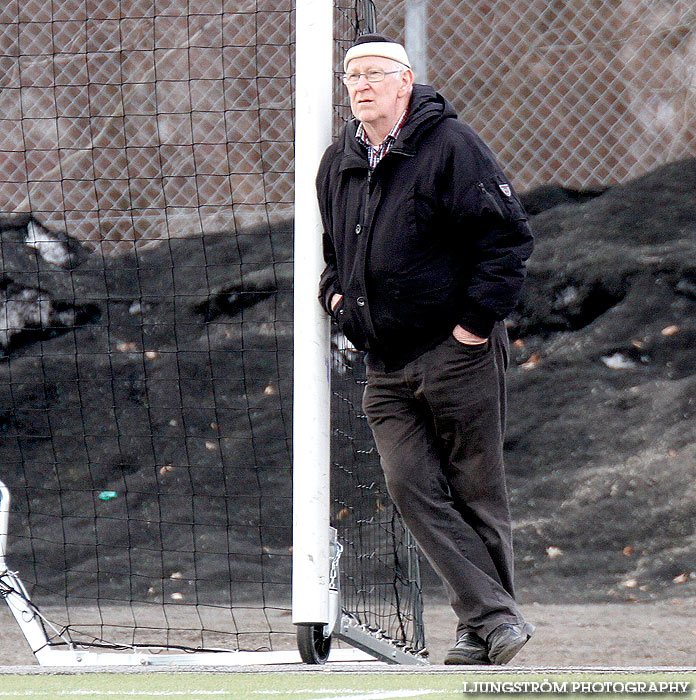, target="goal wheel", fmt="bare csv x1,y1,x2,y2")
296,623,332,664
